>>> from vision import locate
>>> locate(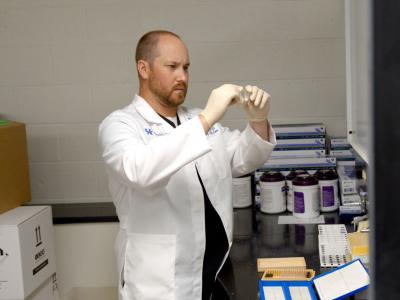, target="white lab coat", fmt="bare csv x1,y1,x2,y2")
98,95,276,300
